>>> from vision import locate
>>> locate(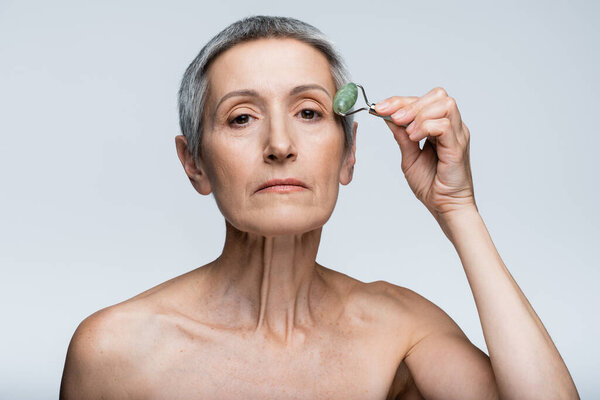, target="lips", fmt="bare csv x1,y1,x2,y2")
256,178,308,193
